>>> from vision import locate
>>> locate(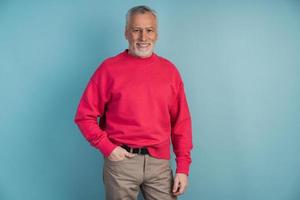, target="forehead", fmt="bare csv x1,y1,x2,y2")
127,12,157,28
